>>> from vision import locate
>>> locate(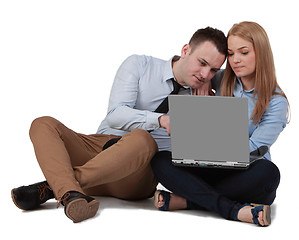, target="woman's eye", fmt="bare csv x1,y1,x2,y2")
242,52,249,55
